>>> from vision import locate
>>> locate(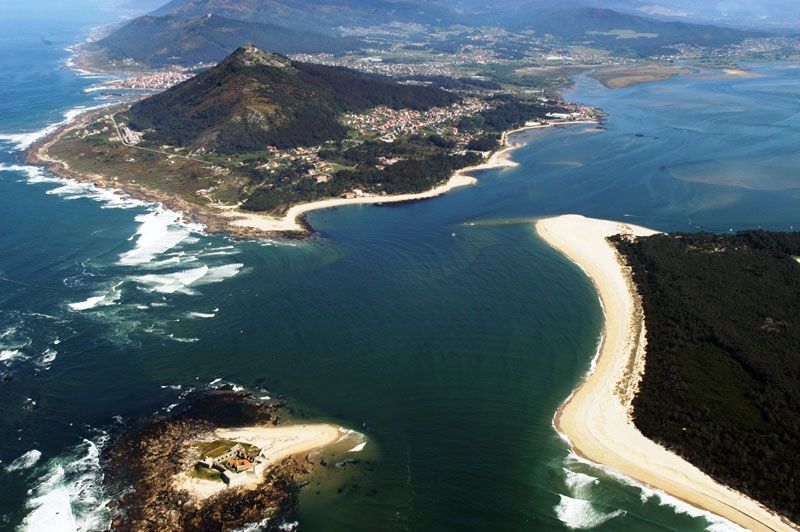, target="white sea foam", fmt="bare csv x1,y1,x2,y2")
561,451,743,530
68,283,122,311
0,104,112,151
0,163,48,181
132,263,243,294
188,311,216,319
14,163,144,210
39,348,57,368
563,468,600,497
0,349,23,362
46,180,144,210
639,487,746,531
5,450,42,472
233,517,272,532
169,336,199,343
554,495,625,530
118,209,201,266
20,436,110,532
